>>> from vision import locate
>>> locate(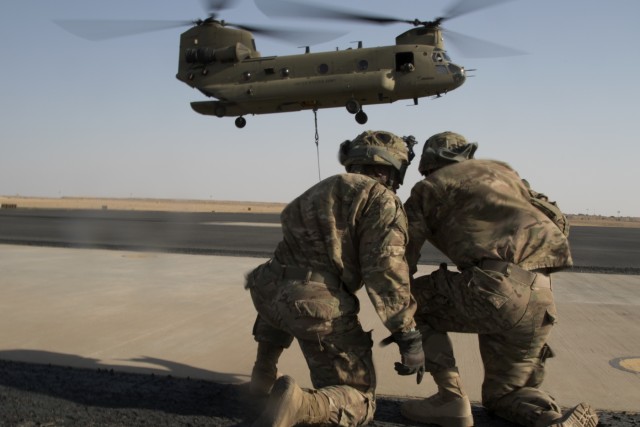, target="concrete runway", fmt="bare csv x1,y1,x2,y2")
1,244,639,414
1,209,639,271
